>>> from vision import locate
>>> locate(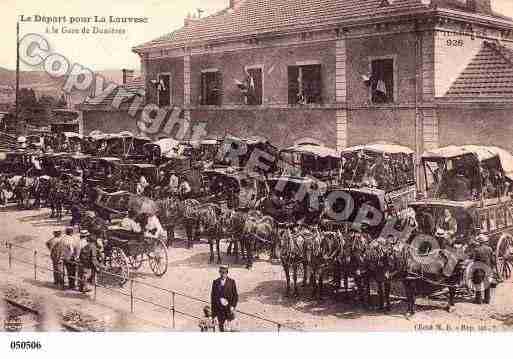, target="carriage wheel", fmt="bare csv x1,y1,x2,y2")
104,246,130,287
128,254,144,270
496,234,513,281
147,239,168,277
